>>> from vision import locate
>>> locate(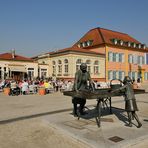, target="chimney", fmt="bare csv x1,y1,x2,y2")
11,49,15,59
